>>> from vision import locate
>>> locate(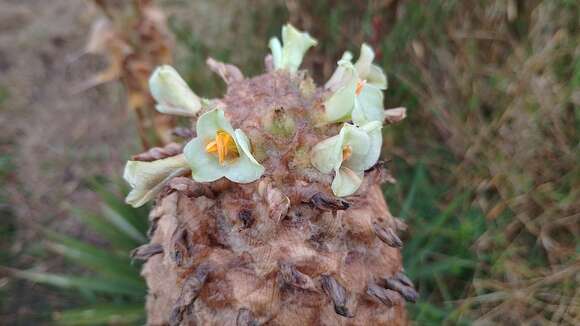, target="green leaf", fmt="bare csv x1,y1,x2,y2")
7,268,144,296
69,207,139,250
54,304,144,325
